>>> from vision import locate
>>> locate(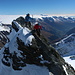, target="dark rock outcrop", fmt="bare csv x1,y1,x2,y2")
0,31,9,49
